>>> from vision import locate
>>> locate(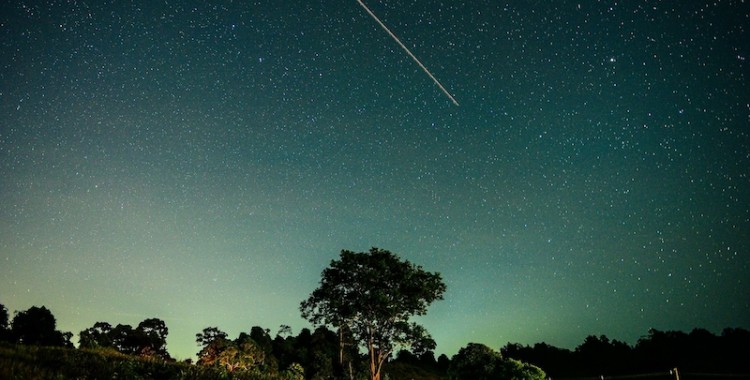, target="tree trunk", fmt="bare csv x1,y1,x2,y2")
368,338,380,380
368,343,389,380
339,326,354,380
339,328,345,369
